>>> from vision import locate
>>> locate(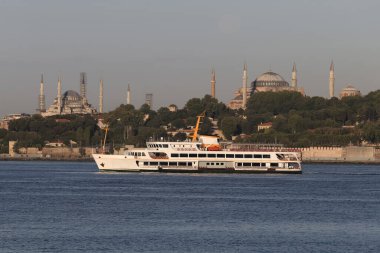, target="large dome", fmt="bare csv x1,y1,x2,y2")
63,90,81,101
252,71,289,88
